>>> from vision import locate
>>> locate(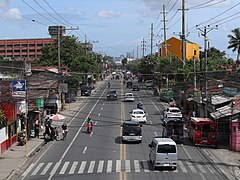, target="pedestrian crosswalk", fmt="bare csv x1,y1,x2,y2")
26,159,220,176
